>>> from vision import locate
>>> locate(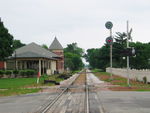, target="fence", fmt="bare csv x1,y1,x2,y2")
106,67,150,82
